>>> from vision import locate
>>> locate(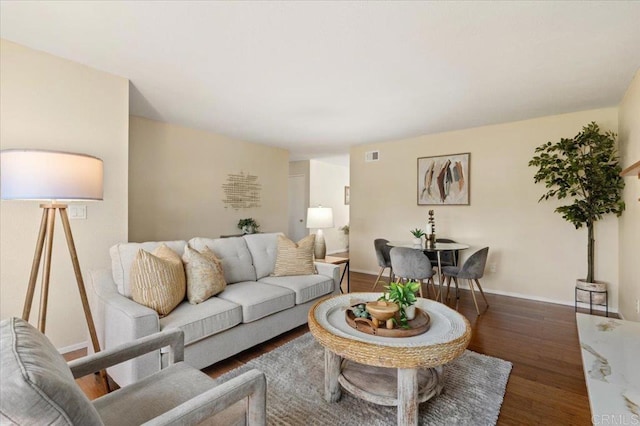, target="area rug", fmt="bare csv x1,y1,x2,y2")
215,333,512,425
